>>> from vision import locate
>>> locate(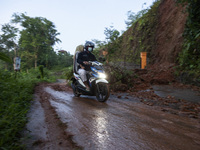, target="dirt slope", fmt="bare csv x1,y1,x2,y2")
115,0,187,70
152,0,187,68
